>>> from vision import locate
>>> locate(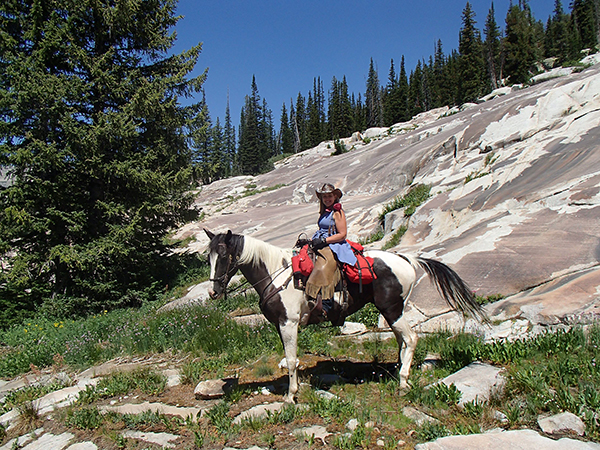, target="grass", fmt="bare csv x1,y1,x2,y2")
382,225,408,250
379,184,431,223
0,258,599,446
